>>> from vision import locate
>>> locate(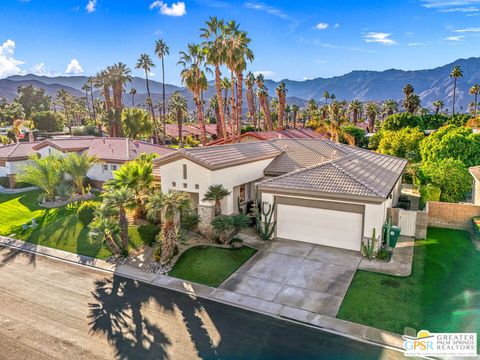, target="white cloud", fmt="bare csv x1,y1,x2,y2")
245,2,289,19
408,42,425,46
86,0,97,13
363,32,397,45
444,35,465,40
0,39,25,78
253,70,275,79
29,63,59,77
315,22,329,30
421,0,480,8
438,6,479,11
455,27,480,32
150,1,186,16
65,59,84,74
334,23,340,28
